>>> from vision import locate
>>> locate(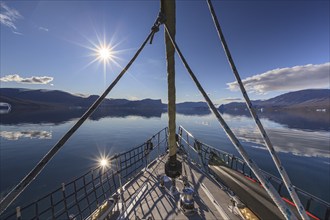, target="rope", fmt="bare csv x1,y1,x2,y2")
164,24,296,220
0,16,163,215
205,1,309,219
150,12,166,44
